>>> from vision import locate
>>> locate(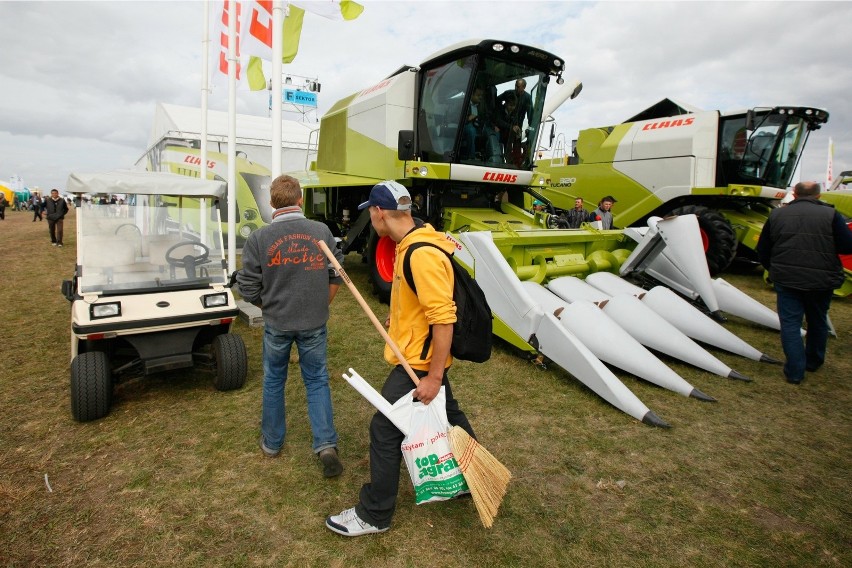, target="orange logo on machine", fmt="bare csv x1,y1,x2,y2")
641,117,695,131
